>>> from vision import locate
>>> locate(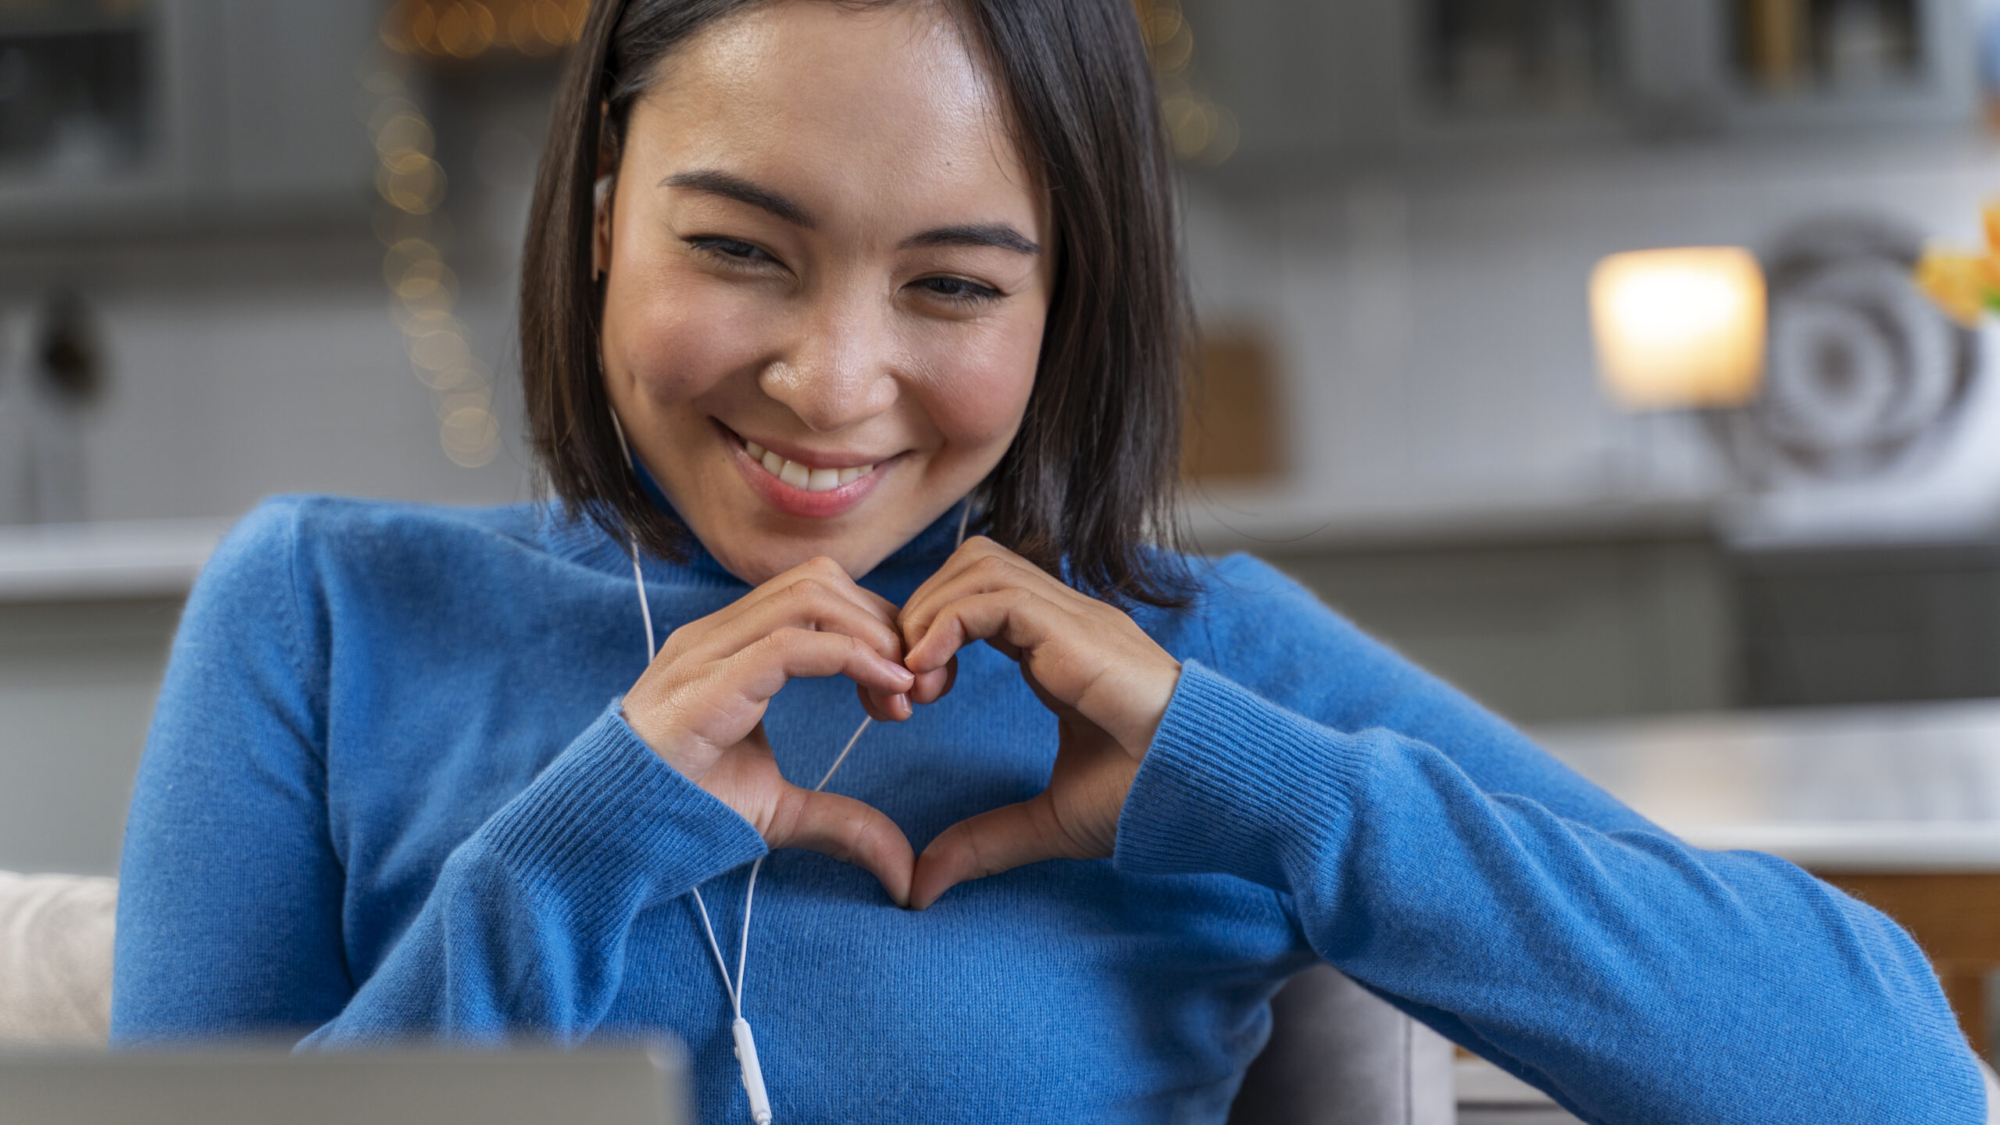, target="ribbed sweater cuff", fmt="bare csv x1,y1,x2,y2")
479,701,768,928
1115,661,1363,892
